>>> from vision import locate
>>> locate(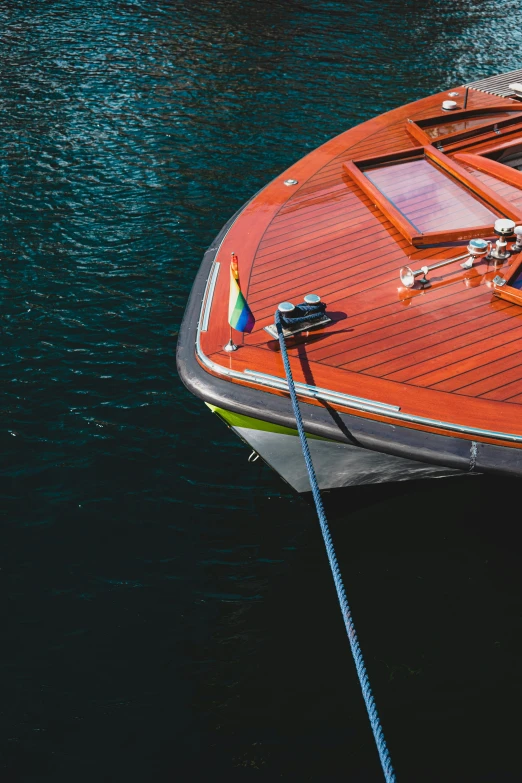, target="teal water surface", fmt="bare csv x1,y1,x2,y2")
2,1,522,780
